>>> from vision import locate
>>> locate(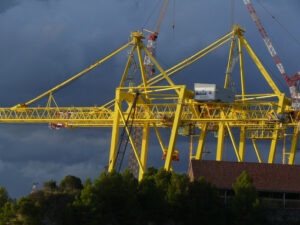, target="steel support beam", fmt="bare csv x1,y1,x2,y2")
138,123,149,180
239,127,246,161
195,123,208,160
216,123,225,161
288,127,299,165
108,90,121,171
164,87,186,171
